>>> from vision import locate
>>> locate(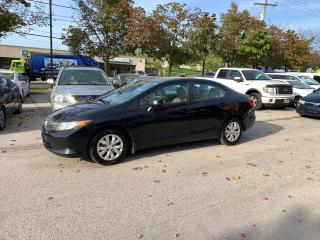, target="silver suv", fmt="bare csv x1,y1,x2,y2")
49,66,114,111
